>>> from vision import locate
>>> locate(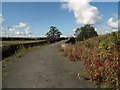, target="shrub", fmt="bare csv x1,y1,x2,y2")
84,42,93,48
61,31,120,88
